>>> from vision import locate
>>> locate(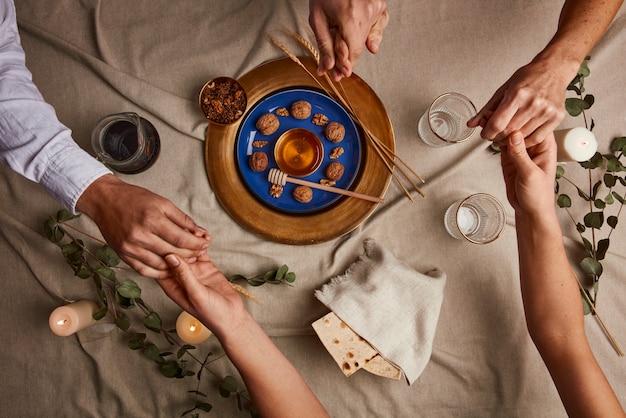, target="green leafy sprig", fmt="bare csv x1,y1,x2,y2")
554,57,626,318
44,209,295,417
